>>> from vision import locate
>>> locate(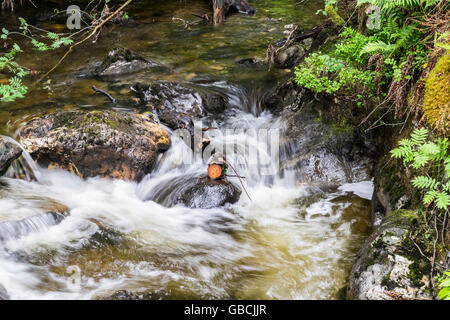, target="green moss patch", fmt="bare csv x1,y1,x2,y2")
423,52,450,135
